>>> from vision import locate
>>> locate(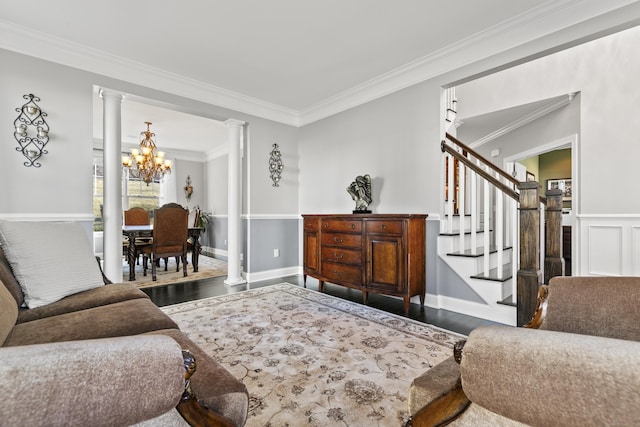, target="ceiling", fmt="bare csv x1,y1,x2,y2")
1,1,637,152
